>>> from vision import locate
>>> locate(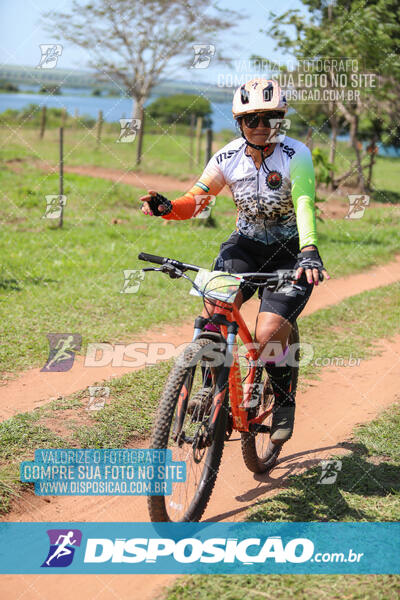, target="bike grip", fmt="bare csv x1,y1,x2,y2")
138,252,166,265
